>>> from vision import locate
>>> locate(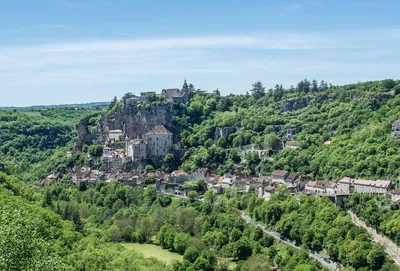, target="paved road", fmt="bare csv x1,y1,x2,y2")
240,212,338,270
348,211,400,266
